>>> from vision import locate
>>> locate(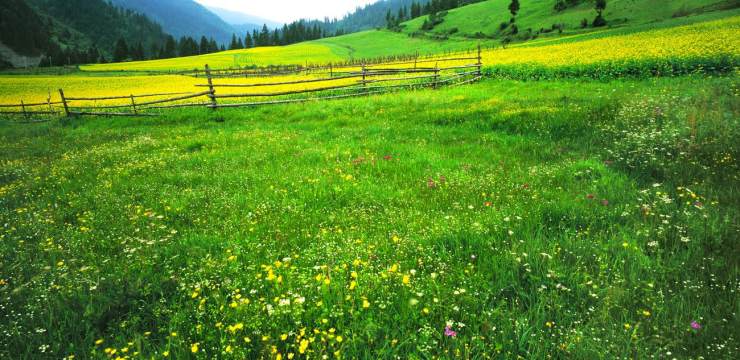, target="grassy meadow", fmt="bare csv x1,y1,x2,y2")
1,0,739,359
401,0,738,38
1,75,739,358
